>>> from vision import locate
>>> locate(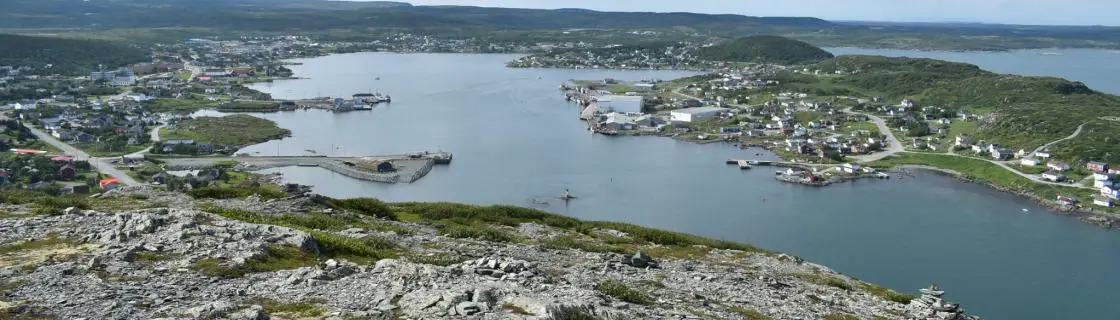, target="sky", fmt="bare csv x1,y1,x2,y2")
394,0,1120,26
